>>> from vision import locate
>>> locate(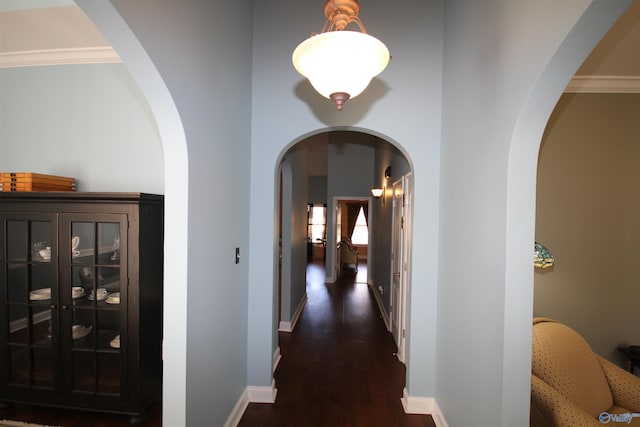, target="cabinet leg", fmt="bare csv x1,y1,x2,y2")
129,411,147,425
